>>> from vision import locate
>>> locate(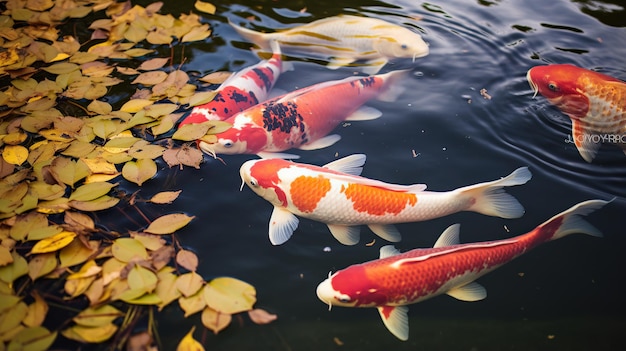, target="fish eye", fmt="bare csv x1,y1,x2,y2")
221,140,234,148
401,44,408,50
548,82,559,91
249,178,258,187
338,296,352,303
